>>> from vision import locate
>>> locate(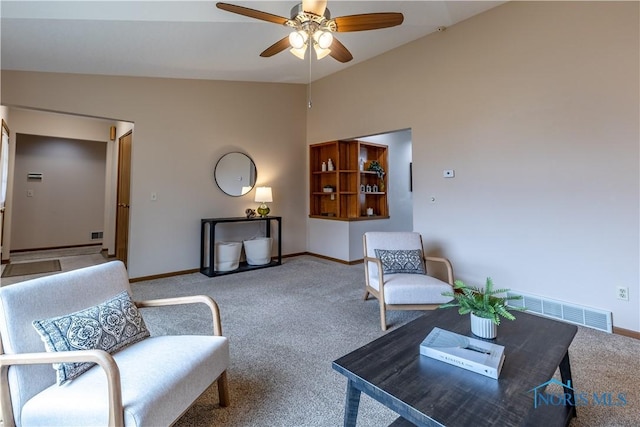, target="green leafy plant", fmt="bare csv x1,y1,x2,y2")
366,160,385,179
440,278,525,325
